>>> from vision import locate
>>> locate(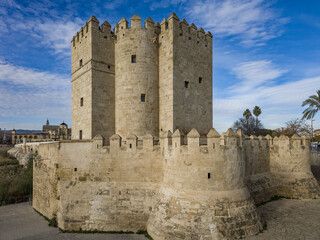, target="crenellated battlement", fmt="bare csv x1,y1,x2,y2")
158,13,212,44
114,15,159,36
89,128,311,155
71,16,115,48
